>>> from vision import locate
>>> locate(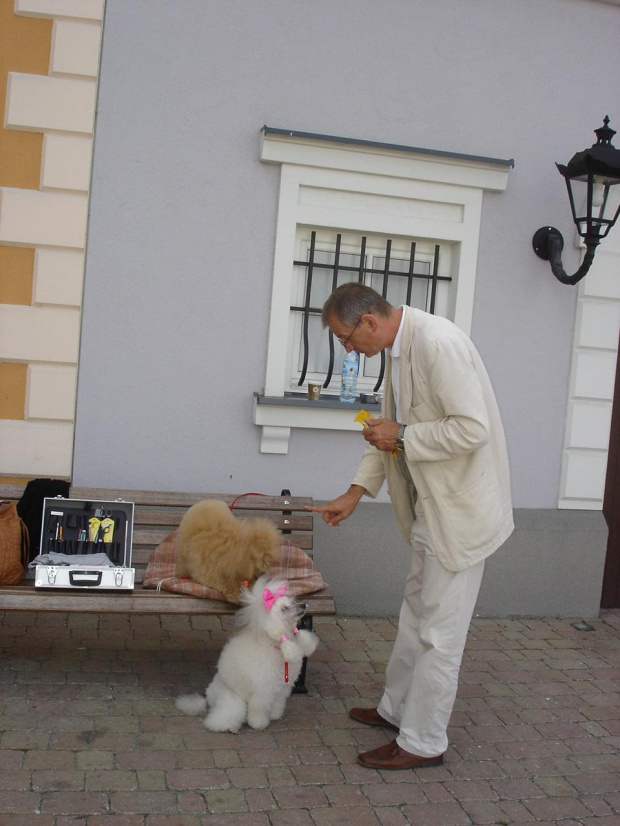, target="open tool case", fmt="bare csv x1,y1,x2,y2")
34,497,135,590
